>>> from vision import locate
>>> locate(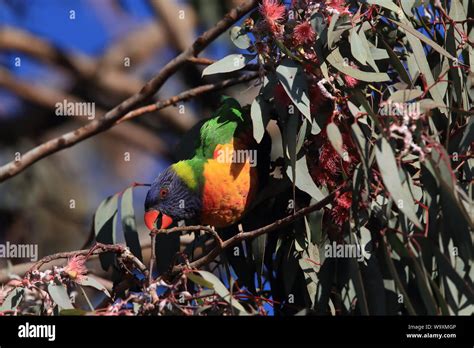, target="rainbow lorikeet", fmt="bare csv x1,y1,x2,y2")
144,98,268,231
